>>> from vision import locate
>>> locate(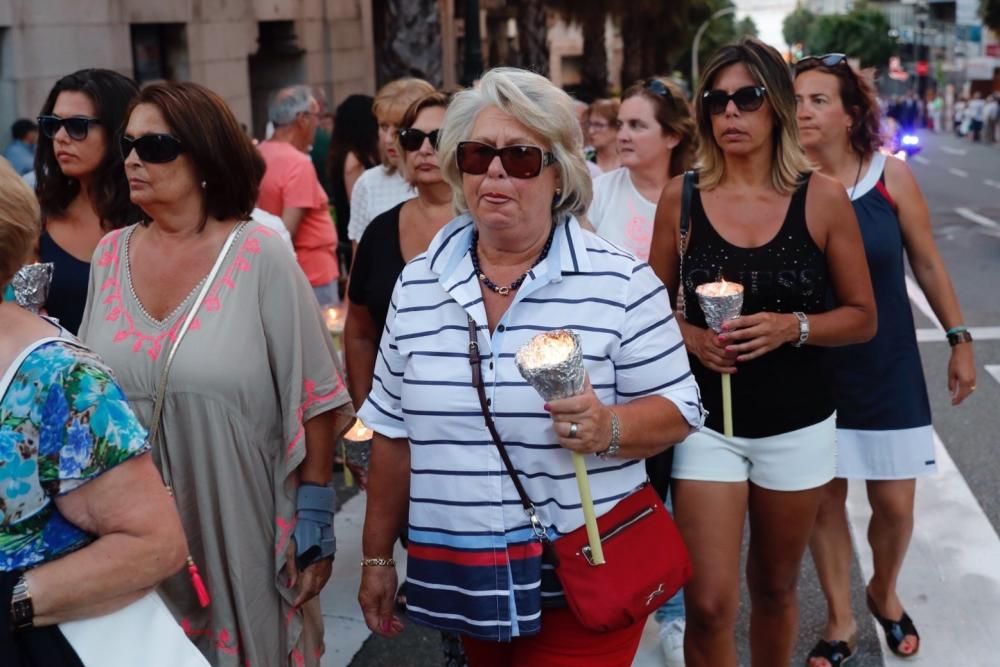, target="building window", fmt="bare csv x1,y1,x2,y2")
131,23,189,85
